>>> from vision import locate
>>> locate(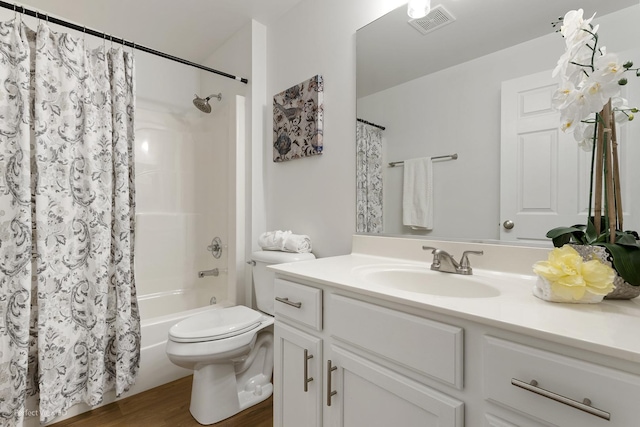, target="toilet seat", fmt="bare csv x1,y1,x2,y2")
169,305,264,343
